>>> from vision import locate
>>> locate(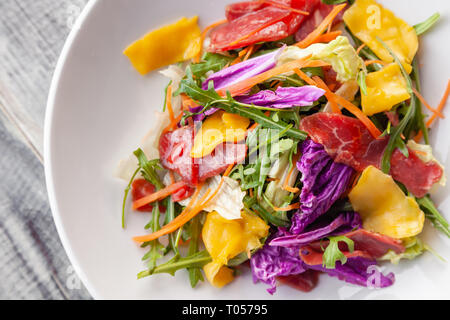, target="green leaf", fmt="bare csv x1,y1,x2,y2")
121,167,140,229
187,215,205,288
416,196,450,238
322,236,355,269
142,204,165,272
321,0,354,4
133,148,164,189
414,13,440,36
411,58,430,144
191,53,234,81
357,70,367,96
377,38,416,174
177,77,308,140
137,251,212,279
162,80,172,112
